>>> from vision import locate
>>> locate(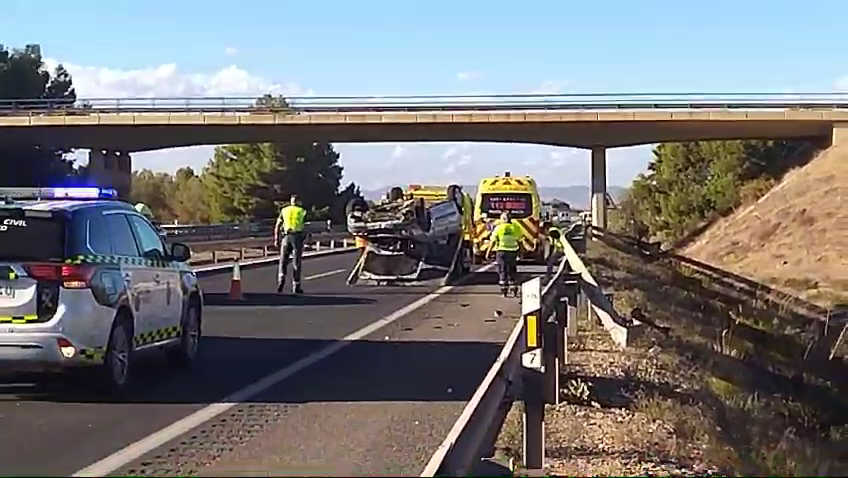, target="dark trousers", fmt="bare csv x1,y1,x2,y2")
496,250,518,287
545,250,564,282
278,232,305,286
